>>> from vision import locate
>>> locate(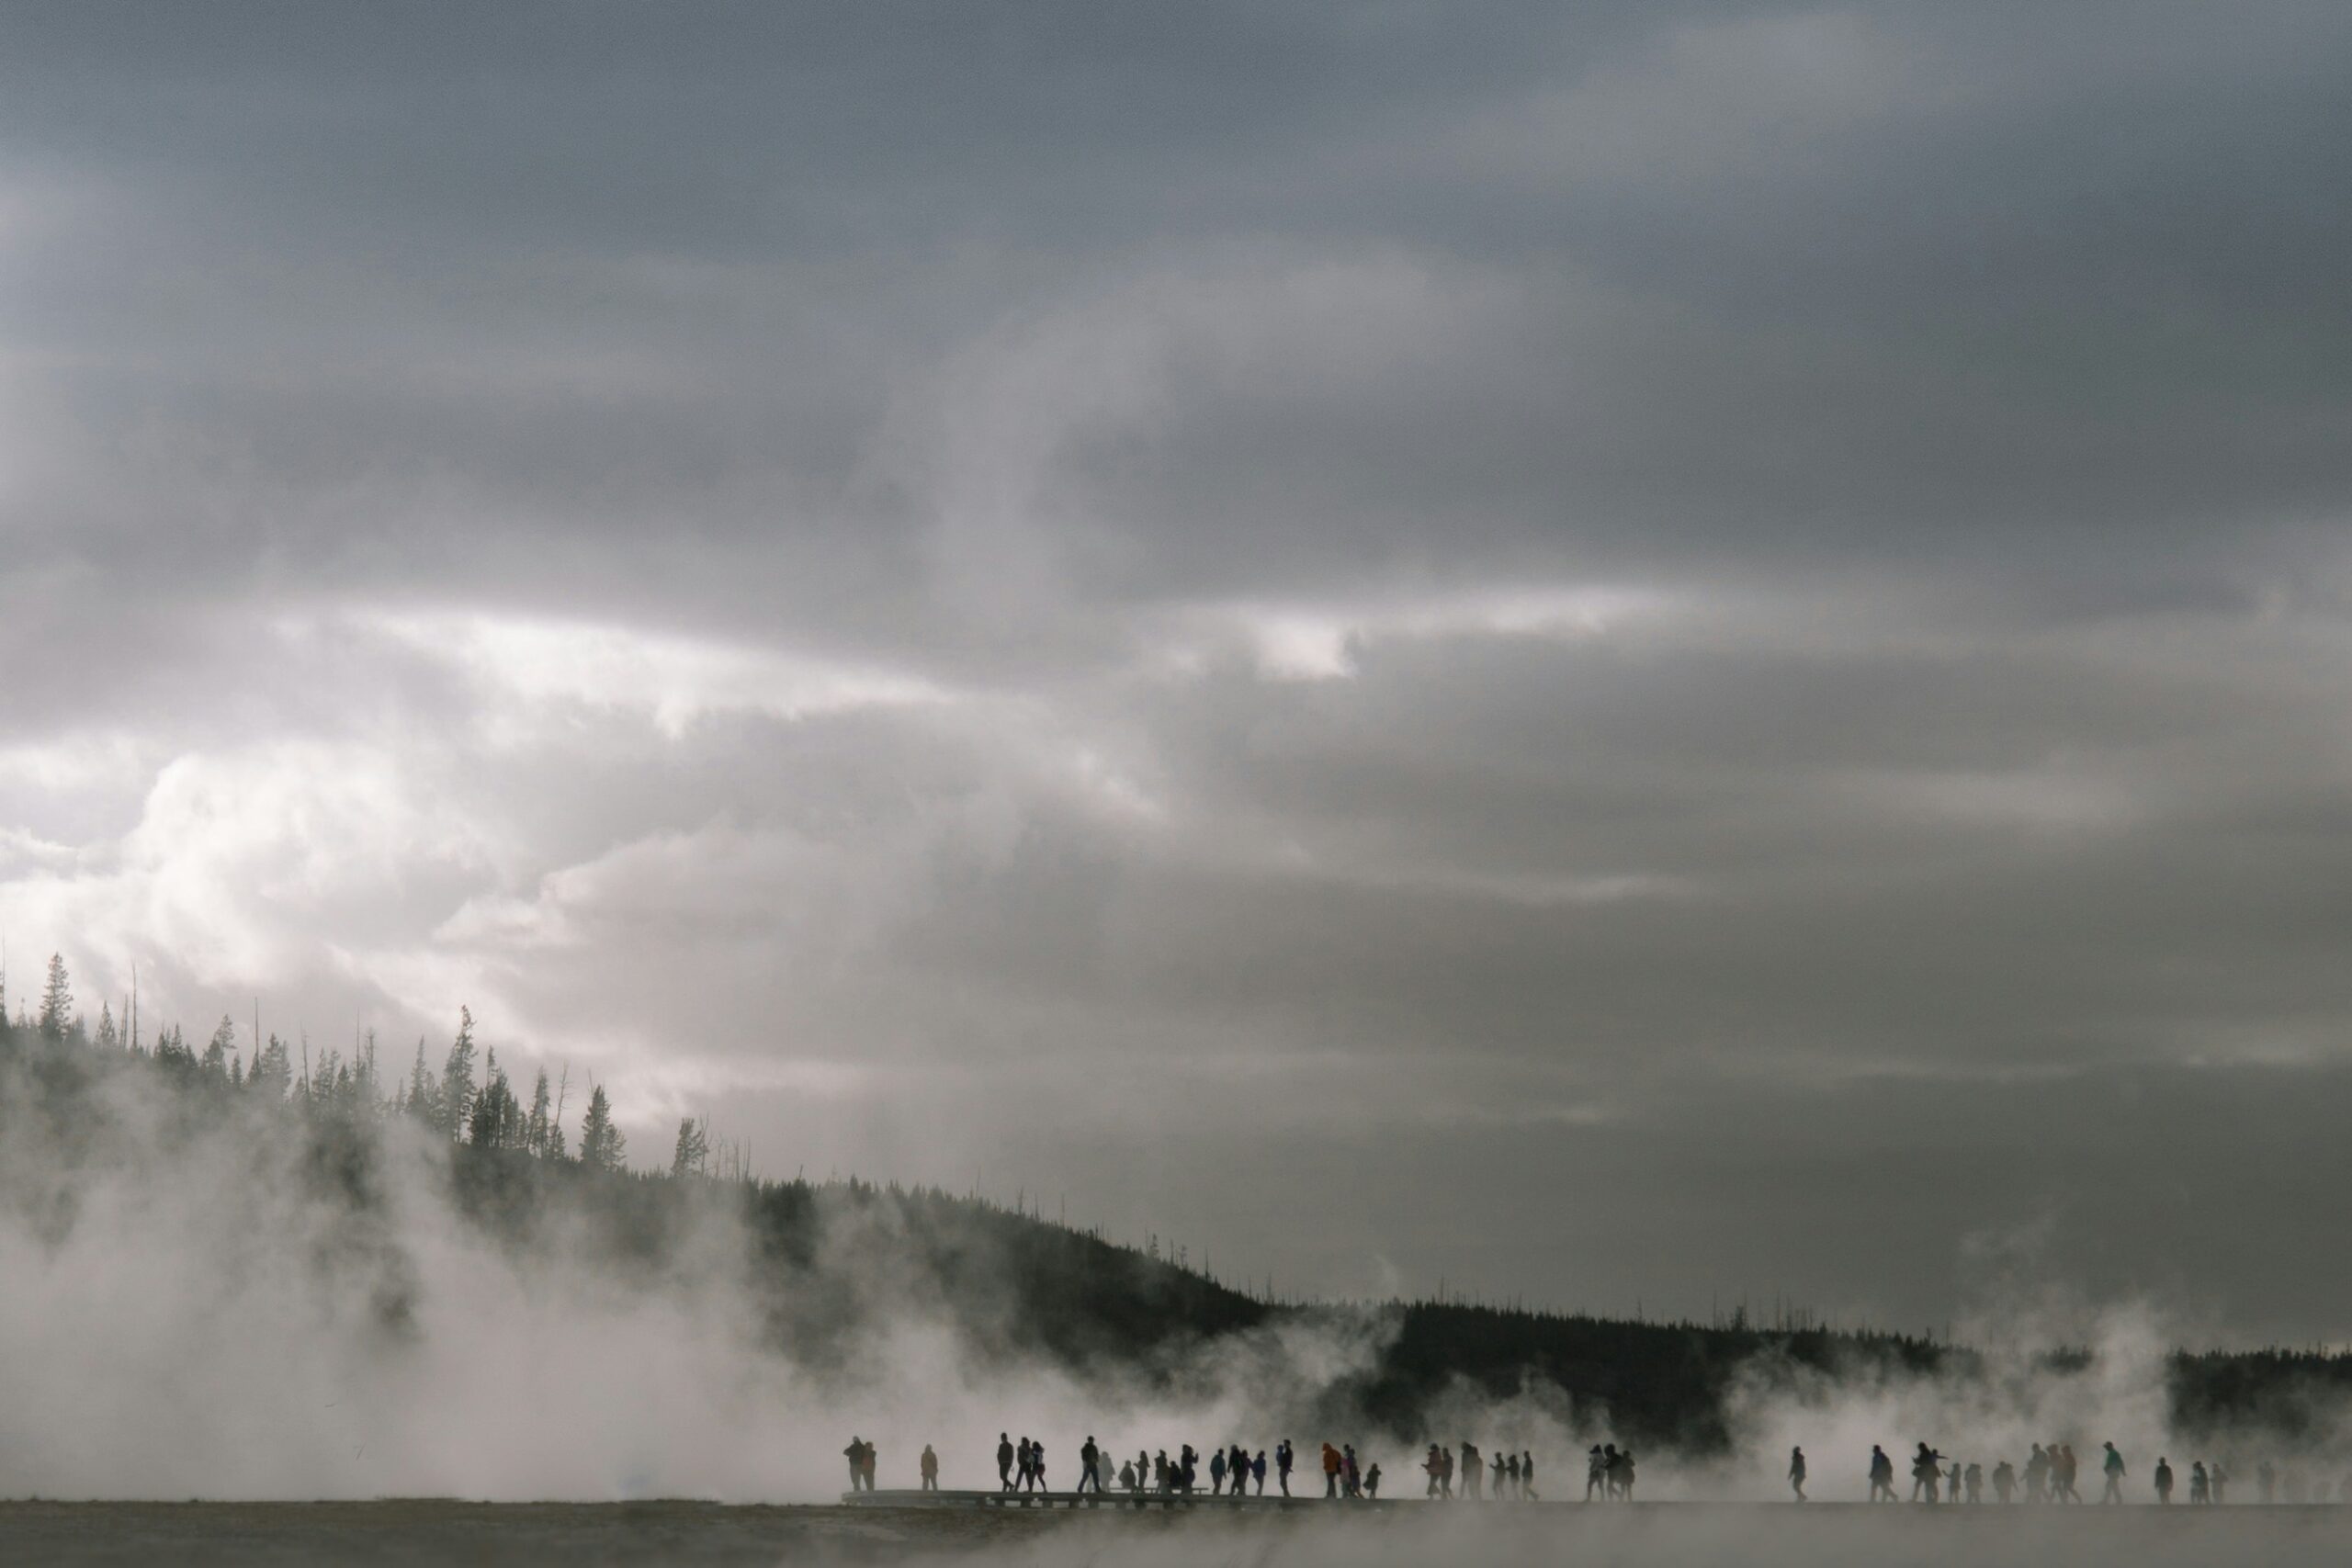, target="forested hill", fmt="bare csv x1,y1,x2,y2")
4,973,2348,1453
